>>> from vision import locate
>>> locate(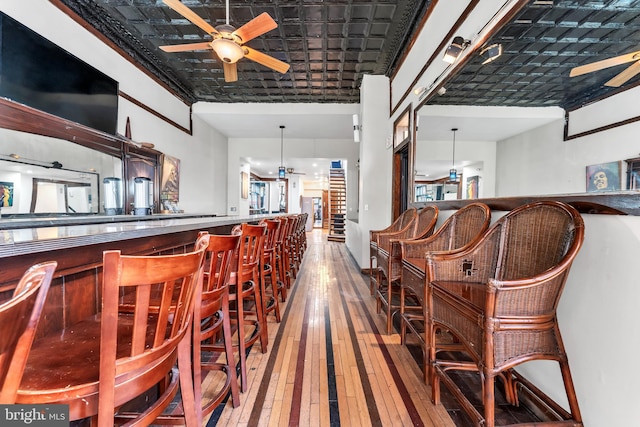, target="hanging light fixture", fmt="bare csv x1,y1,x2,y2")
278,125,286,179
449,128,458,182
